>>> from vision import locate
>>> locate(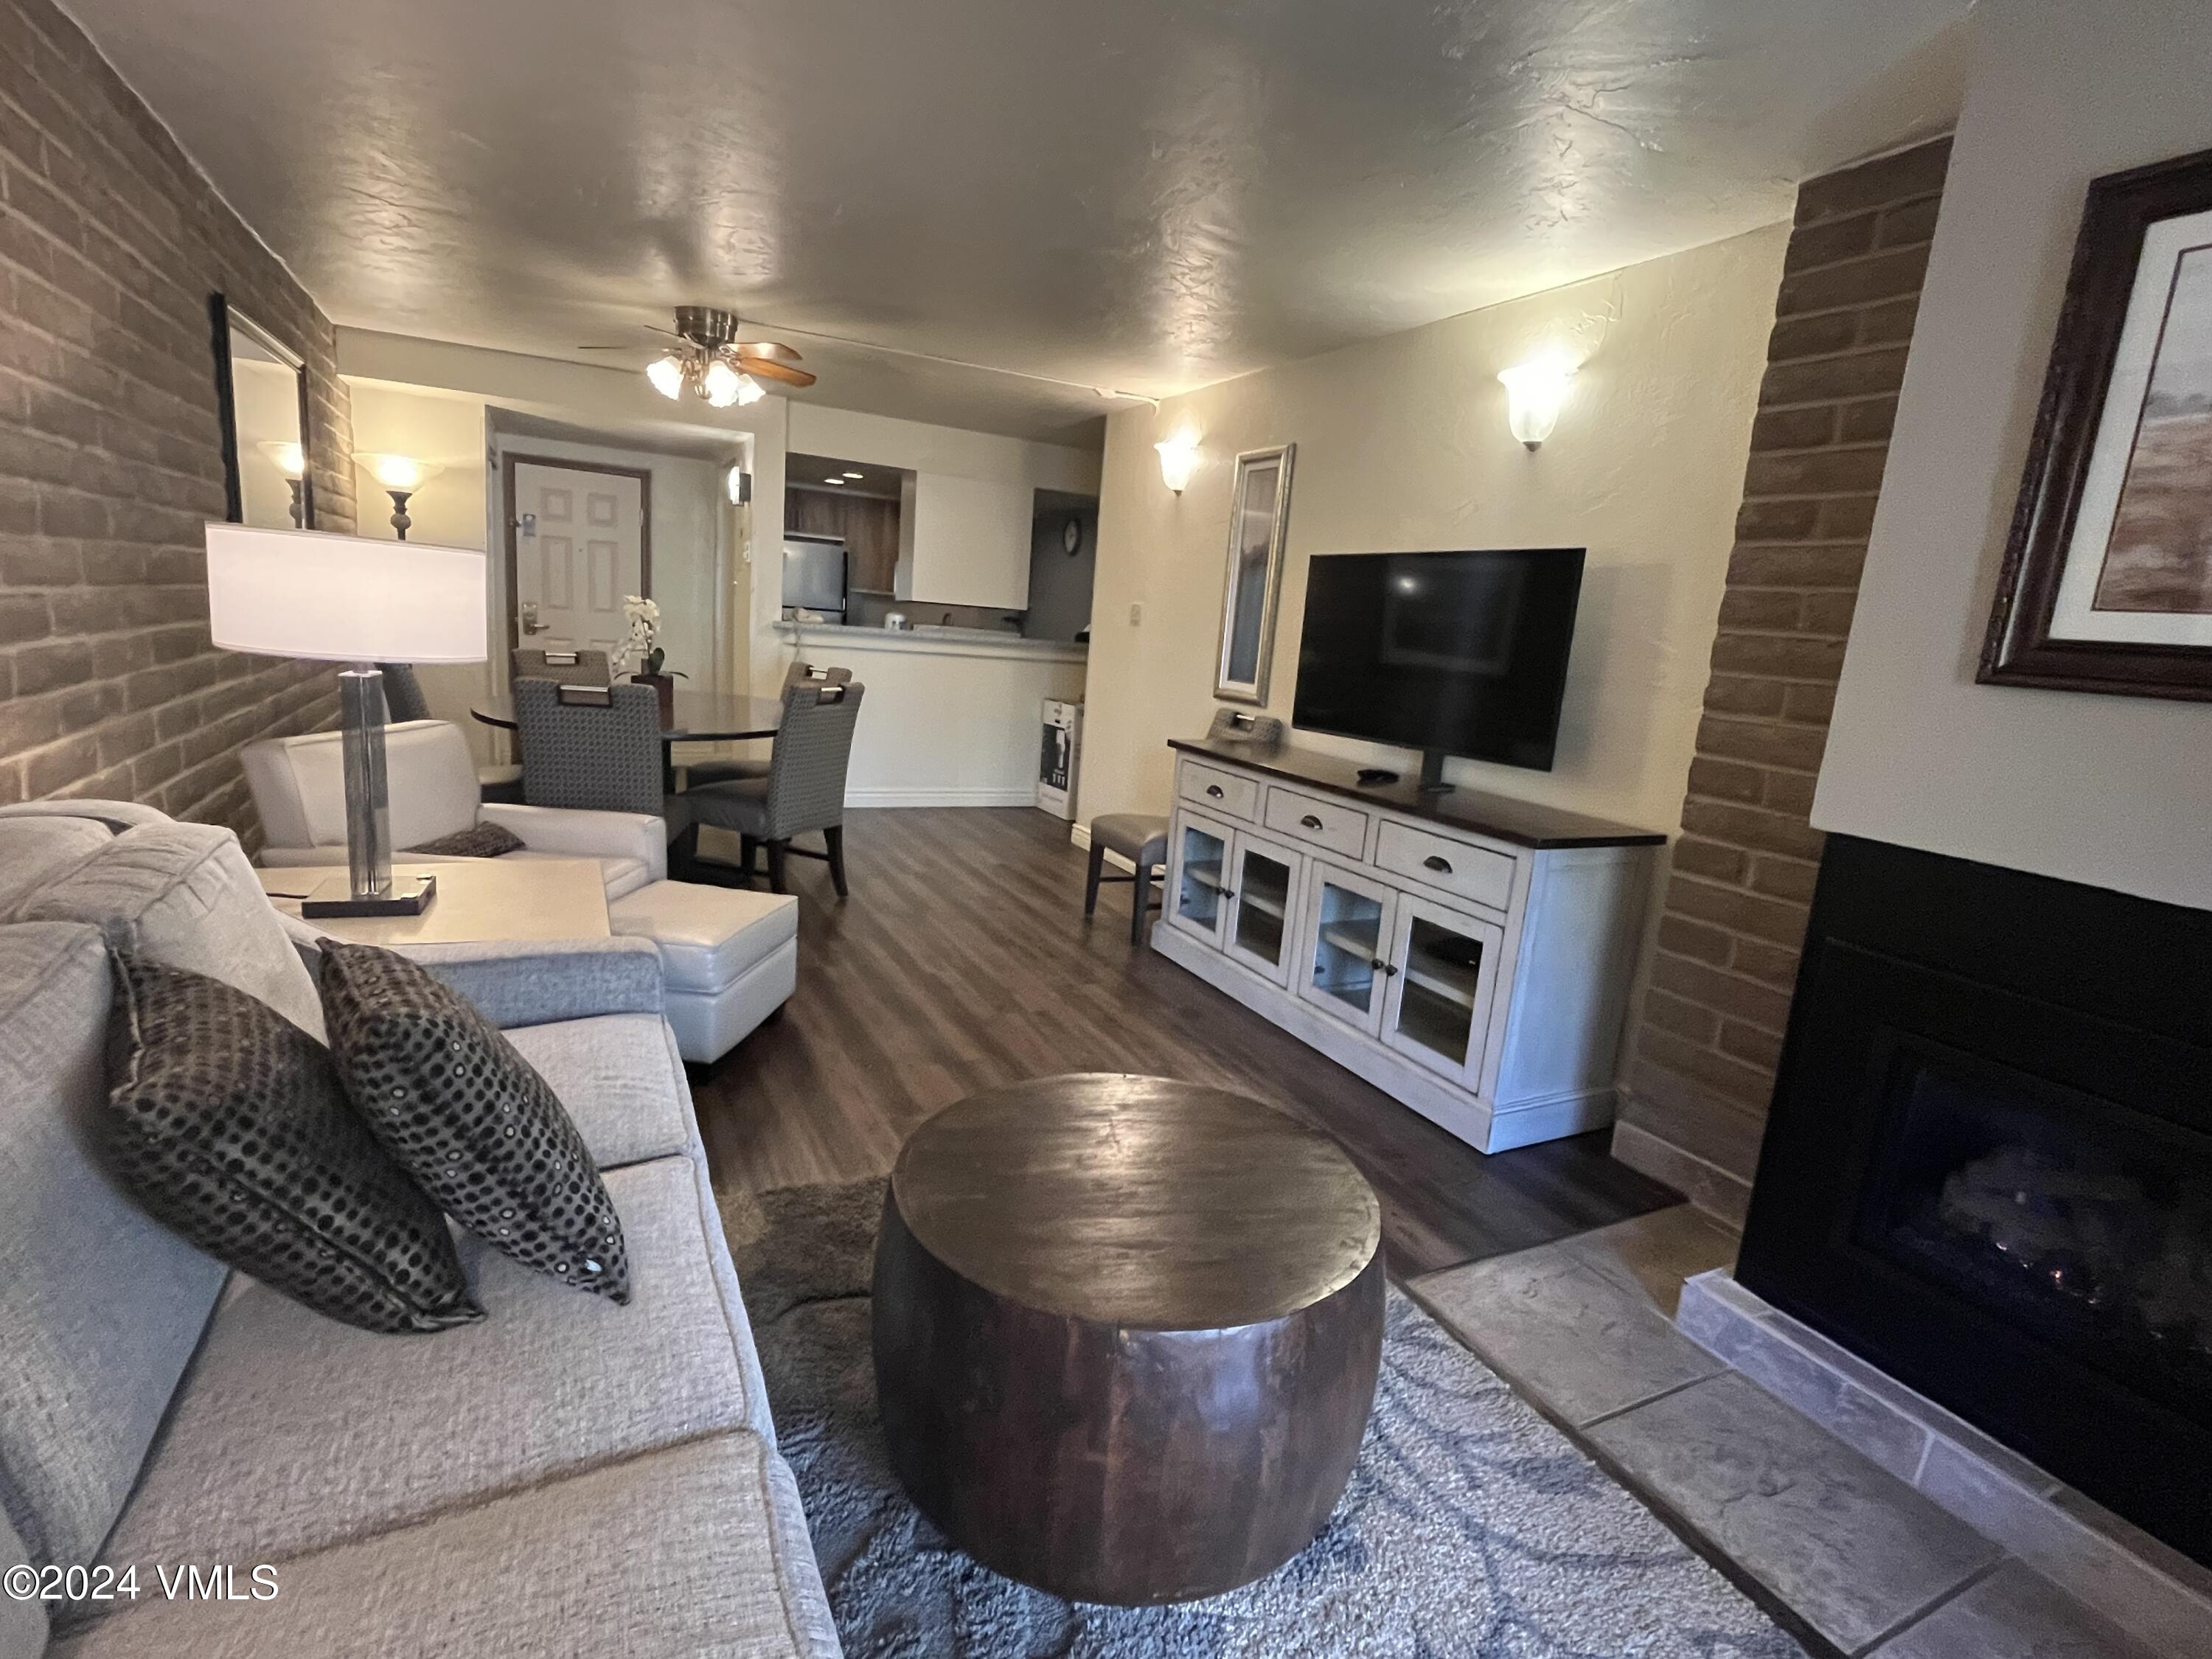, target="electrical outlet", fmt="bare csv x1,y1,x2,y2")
1128,602,1143,626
